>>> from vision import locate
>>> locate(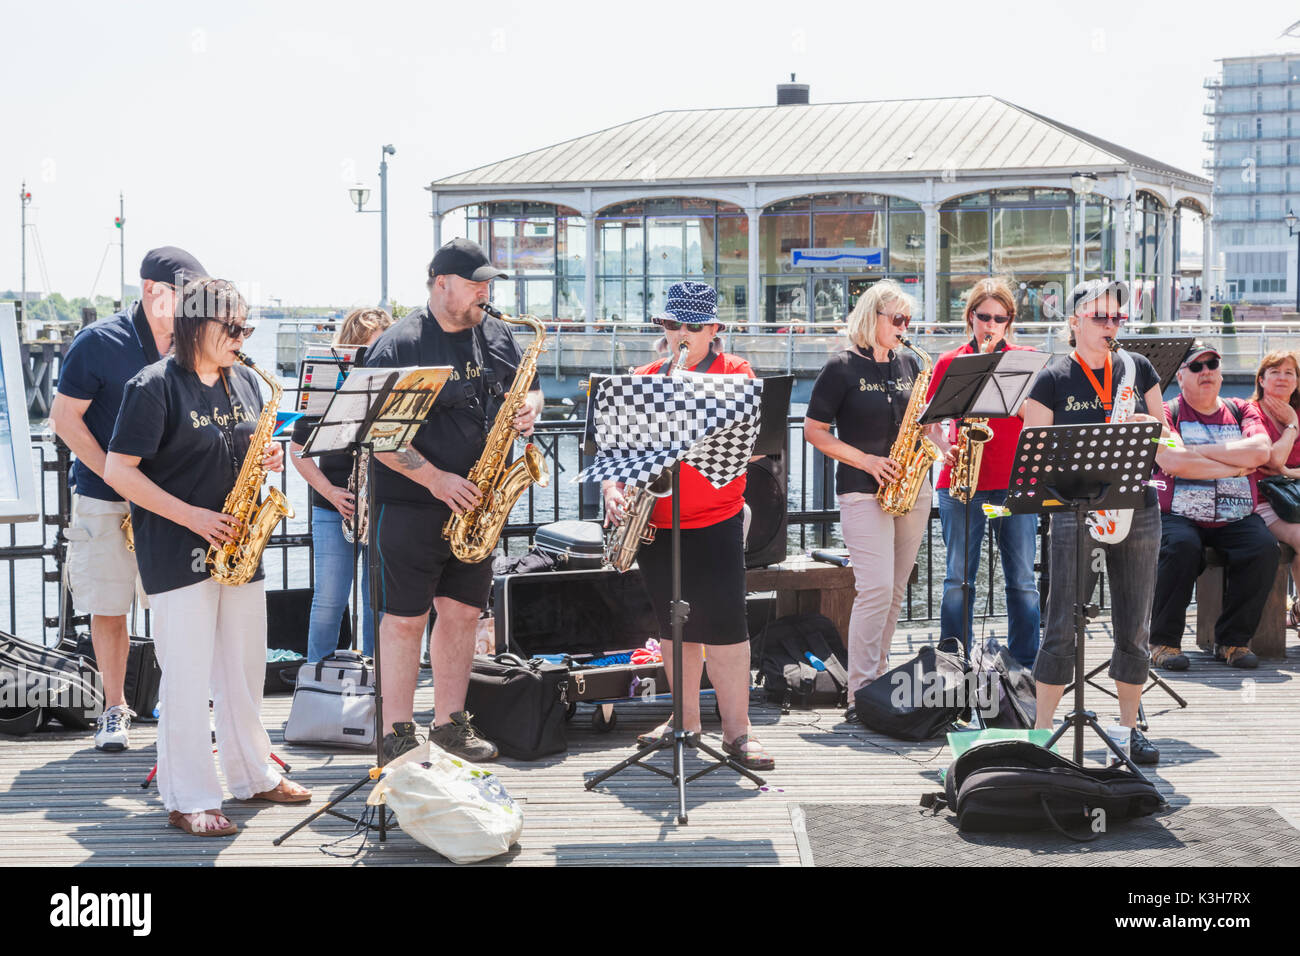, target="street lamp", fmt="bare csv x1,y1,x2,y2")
1286,208,1300,312
348,144,396,309
1071,172,1098,289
